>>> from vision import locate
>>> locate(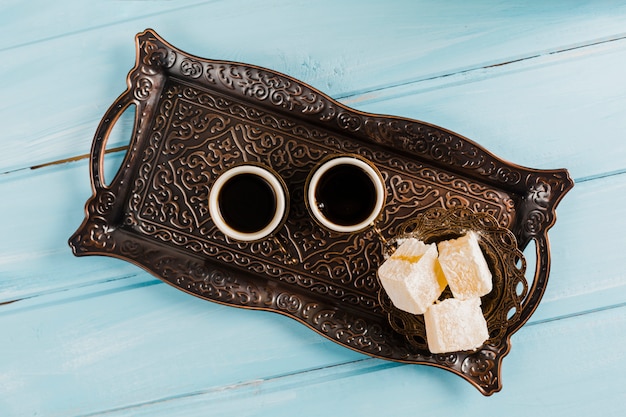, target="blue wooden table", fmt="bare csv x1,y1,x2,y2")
1,1,625,415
